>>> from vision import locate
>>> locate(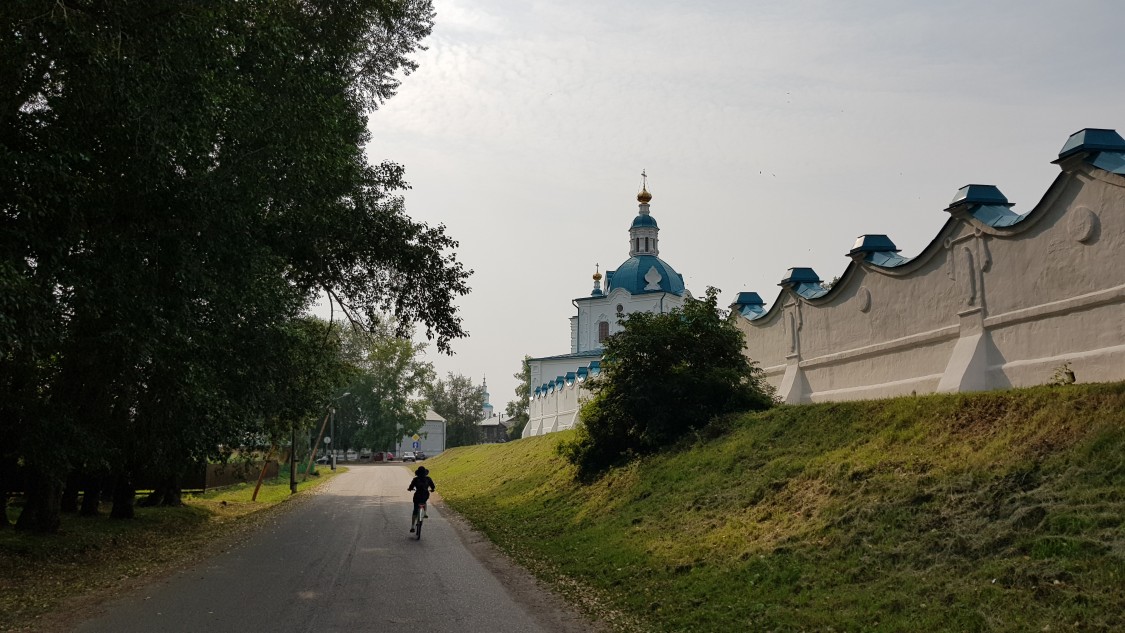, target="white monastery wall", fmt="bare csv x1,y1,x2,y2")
734,128,1125,403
